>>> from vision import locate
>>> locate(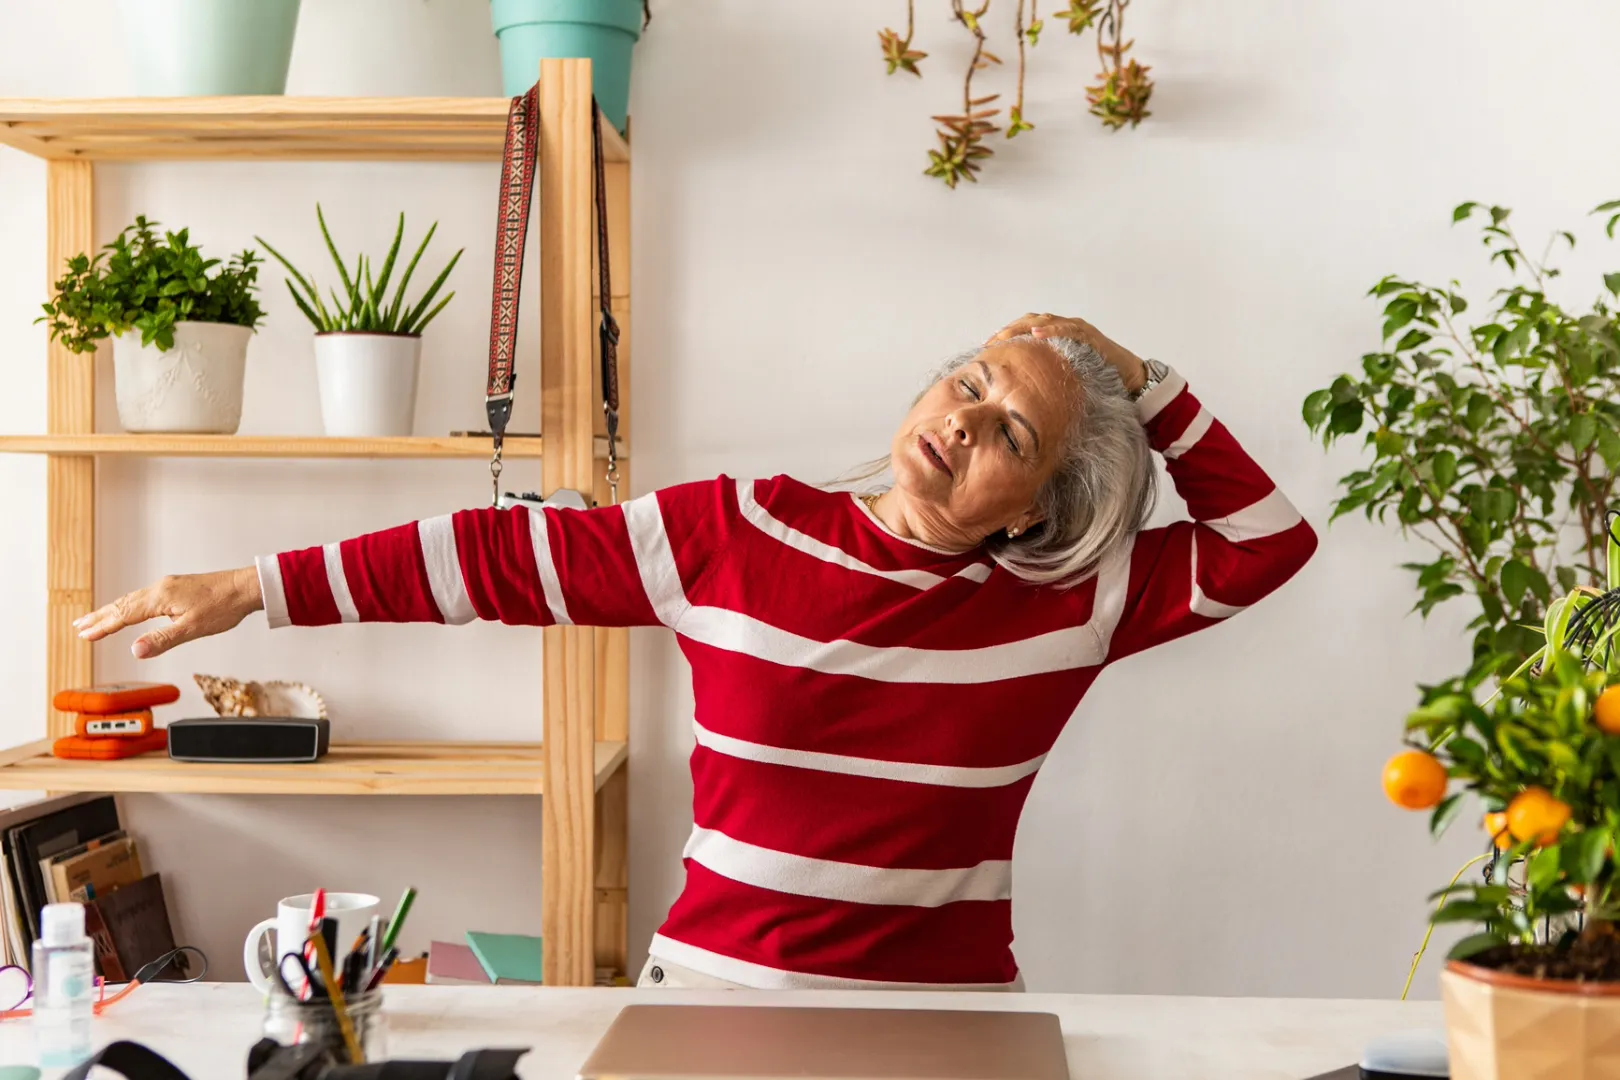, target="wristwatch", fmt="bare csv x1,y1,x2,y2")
1128,358,1168,401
